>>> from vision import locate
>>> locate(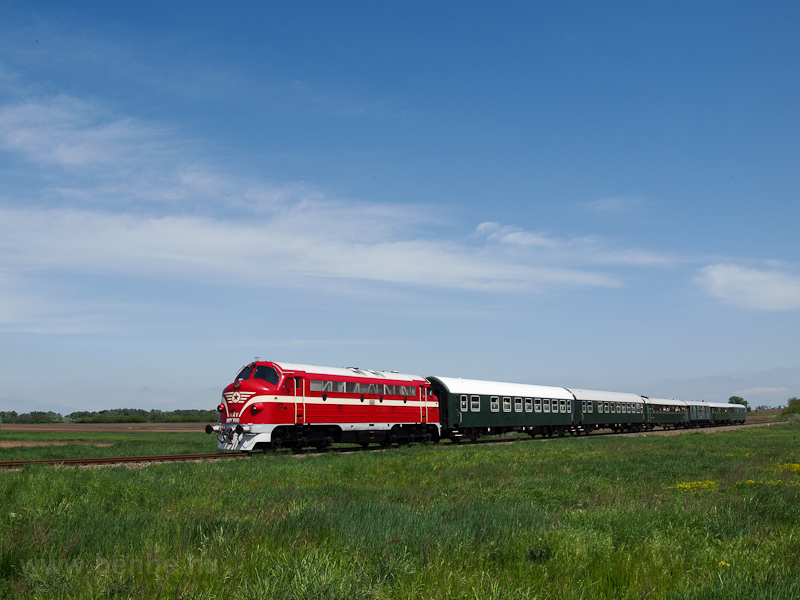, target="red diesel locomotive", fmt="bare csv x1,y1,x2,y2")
206,361,440,451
